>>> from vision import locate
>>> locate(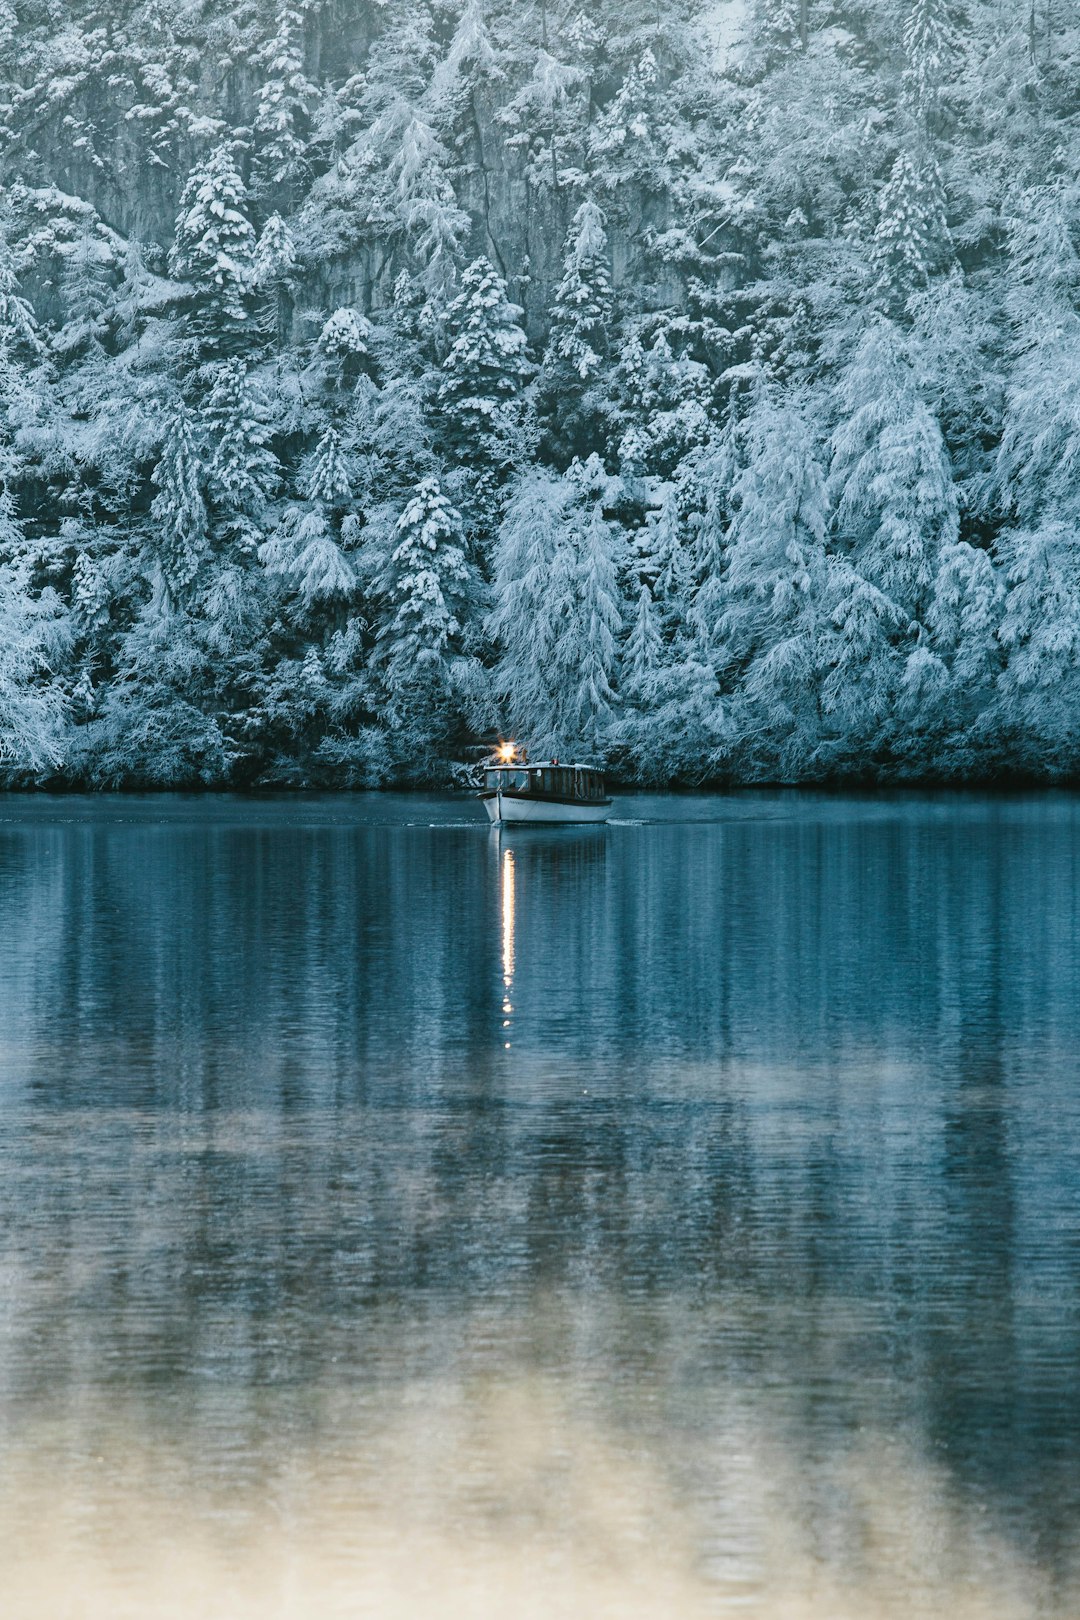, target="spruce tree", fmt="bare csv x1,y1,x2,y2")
437,256,529,462
903,0,955,126
720,395,830,766
204,360,279,530
57,226,111,356
871,151,949,313
828,319,957,623
254,3,316,195
562,492,625,746
549,200,613,381
488,468,575,743
170,144,258,354
376,477,474,696
304,425,351,506
259,507,355,610
150,399,208,602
